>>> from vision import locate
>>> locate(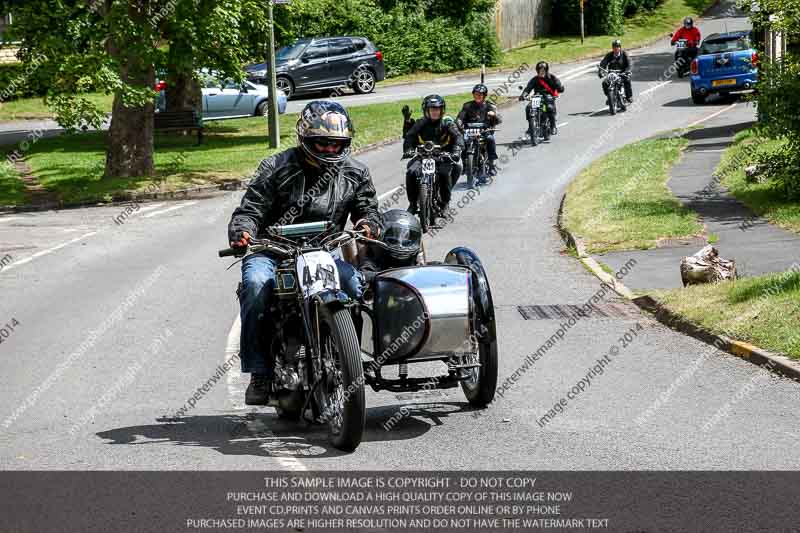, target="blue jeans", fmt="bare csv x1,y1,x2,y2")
239,253,364,375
